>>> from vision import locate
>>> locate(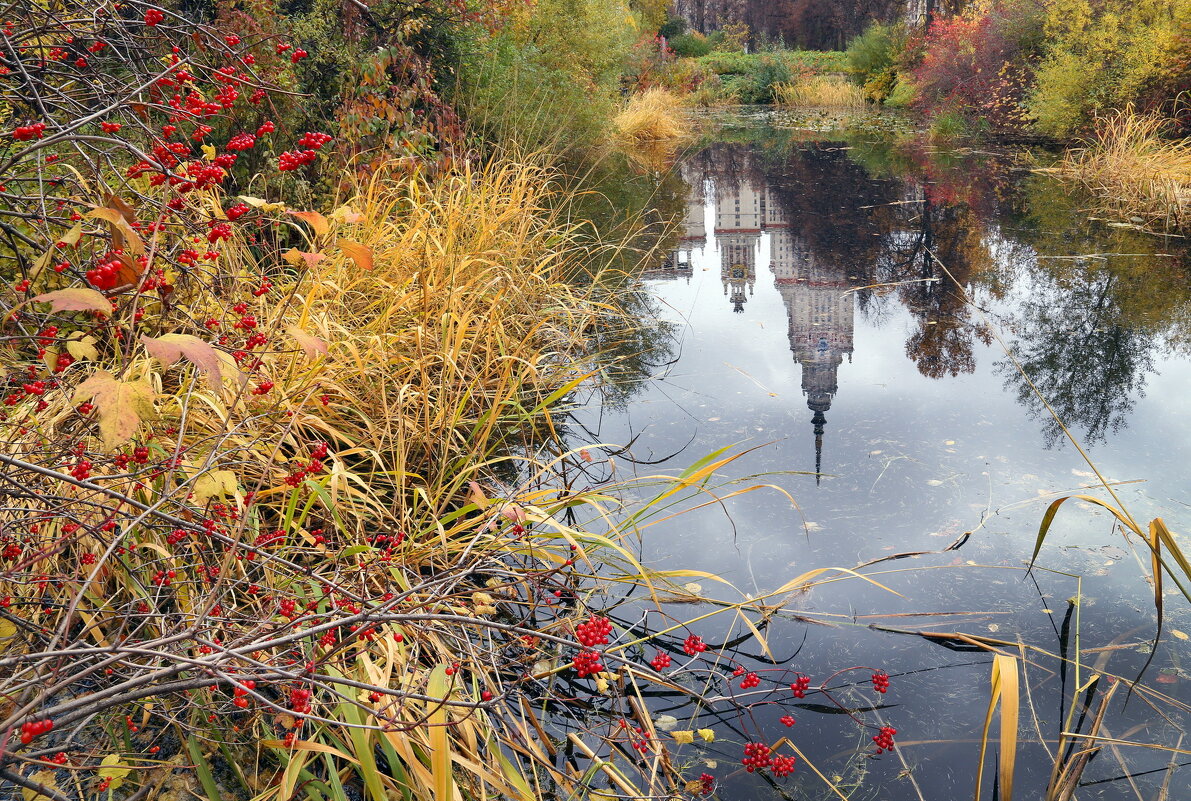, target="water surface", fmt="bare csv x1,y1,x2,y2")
571,112,1191,800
